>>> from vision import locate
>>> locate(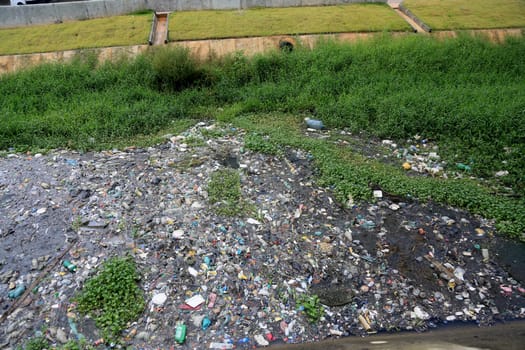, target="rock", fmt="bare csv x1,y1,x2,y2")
56,328,68,344
311,284,354,307
136,331,150,340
